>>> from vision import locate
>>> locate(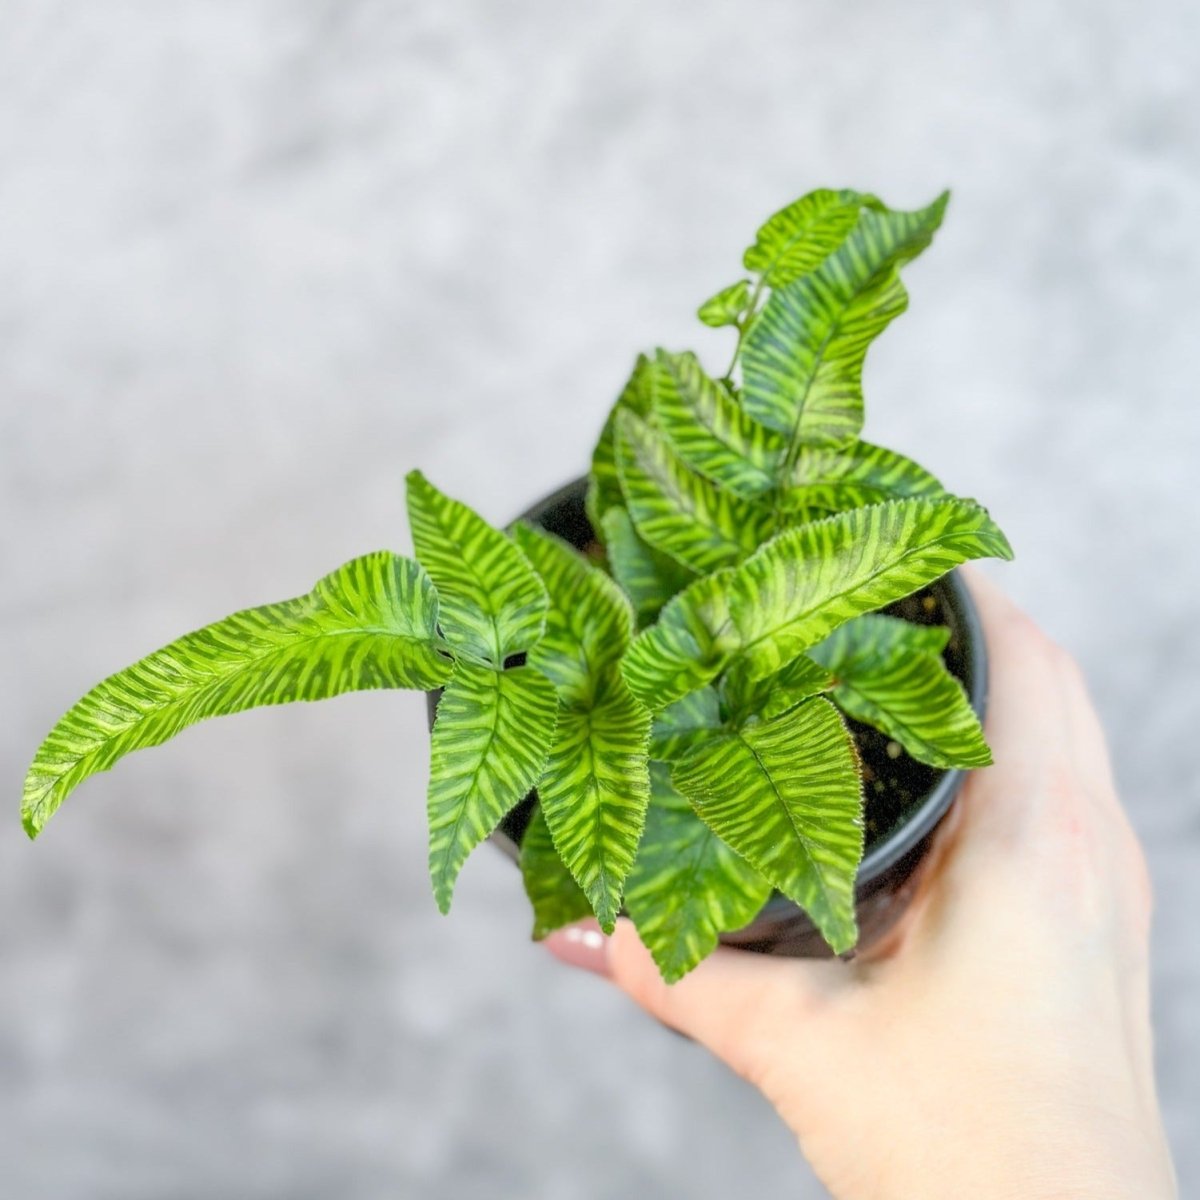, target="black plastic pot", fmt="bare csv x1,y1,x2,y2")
425,477,988,959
